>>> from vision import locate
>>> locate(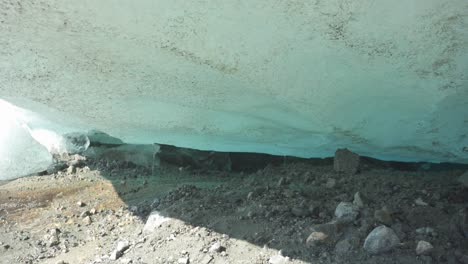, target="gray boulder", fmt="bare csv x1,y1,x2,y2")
363,226,400,254
333,148,360,174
